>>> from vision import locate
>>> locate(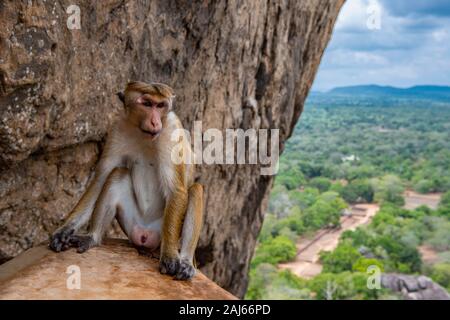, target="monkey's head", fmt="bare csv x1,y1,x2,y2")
119,81,175,140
